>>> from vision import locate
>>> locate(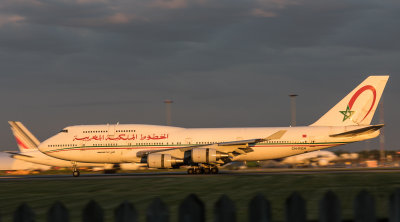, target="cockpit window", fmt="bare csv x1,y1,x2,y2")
60,129,68,133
